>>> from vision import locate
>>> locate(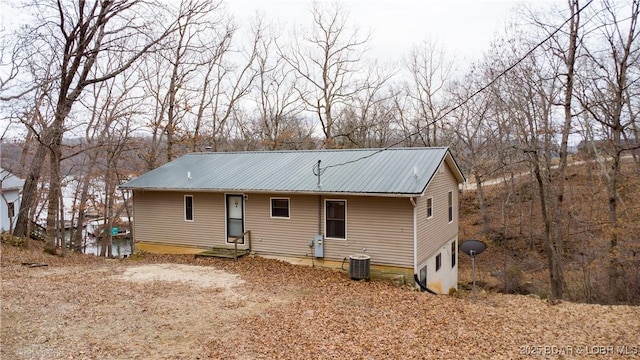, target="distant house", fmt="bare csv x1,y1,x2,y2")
120,148,465,293
0,168,24,233
577,138,640,156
